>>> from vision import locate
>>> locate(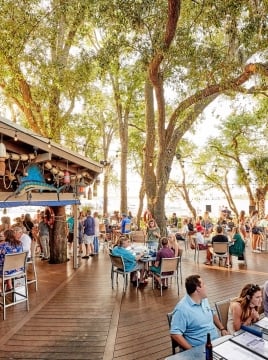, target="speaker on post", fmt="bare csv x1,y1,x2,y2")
206,205,211,213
